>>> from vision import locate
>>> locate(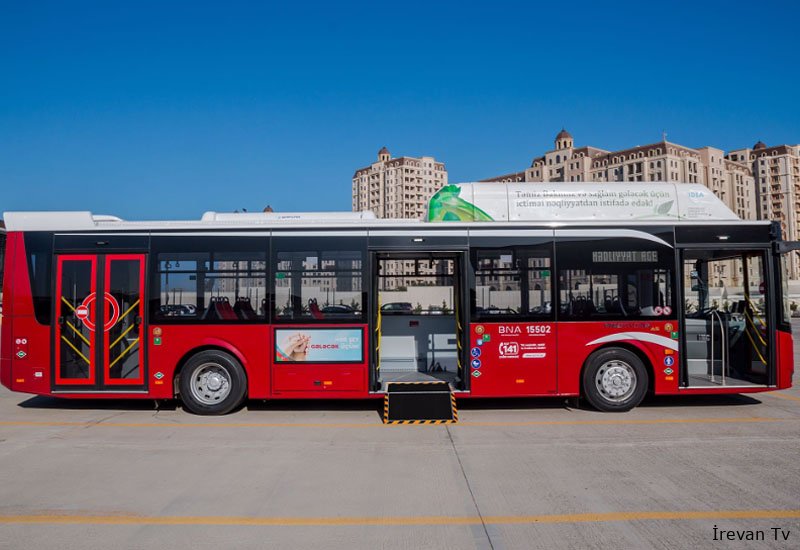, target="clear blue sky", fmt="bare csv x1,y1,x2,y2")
1,0,798,220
